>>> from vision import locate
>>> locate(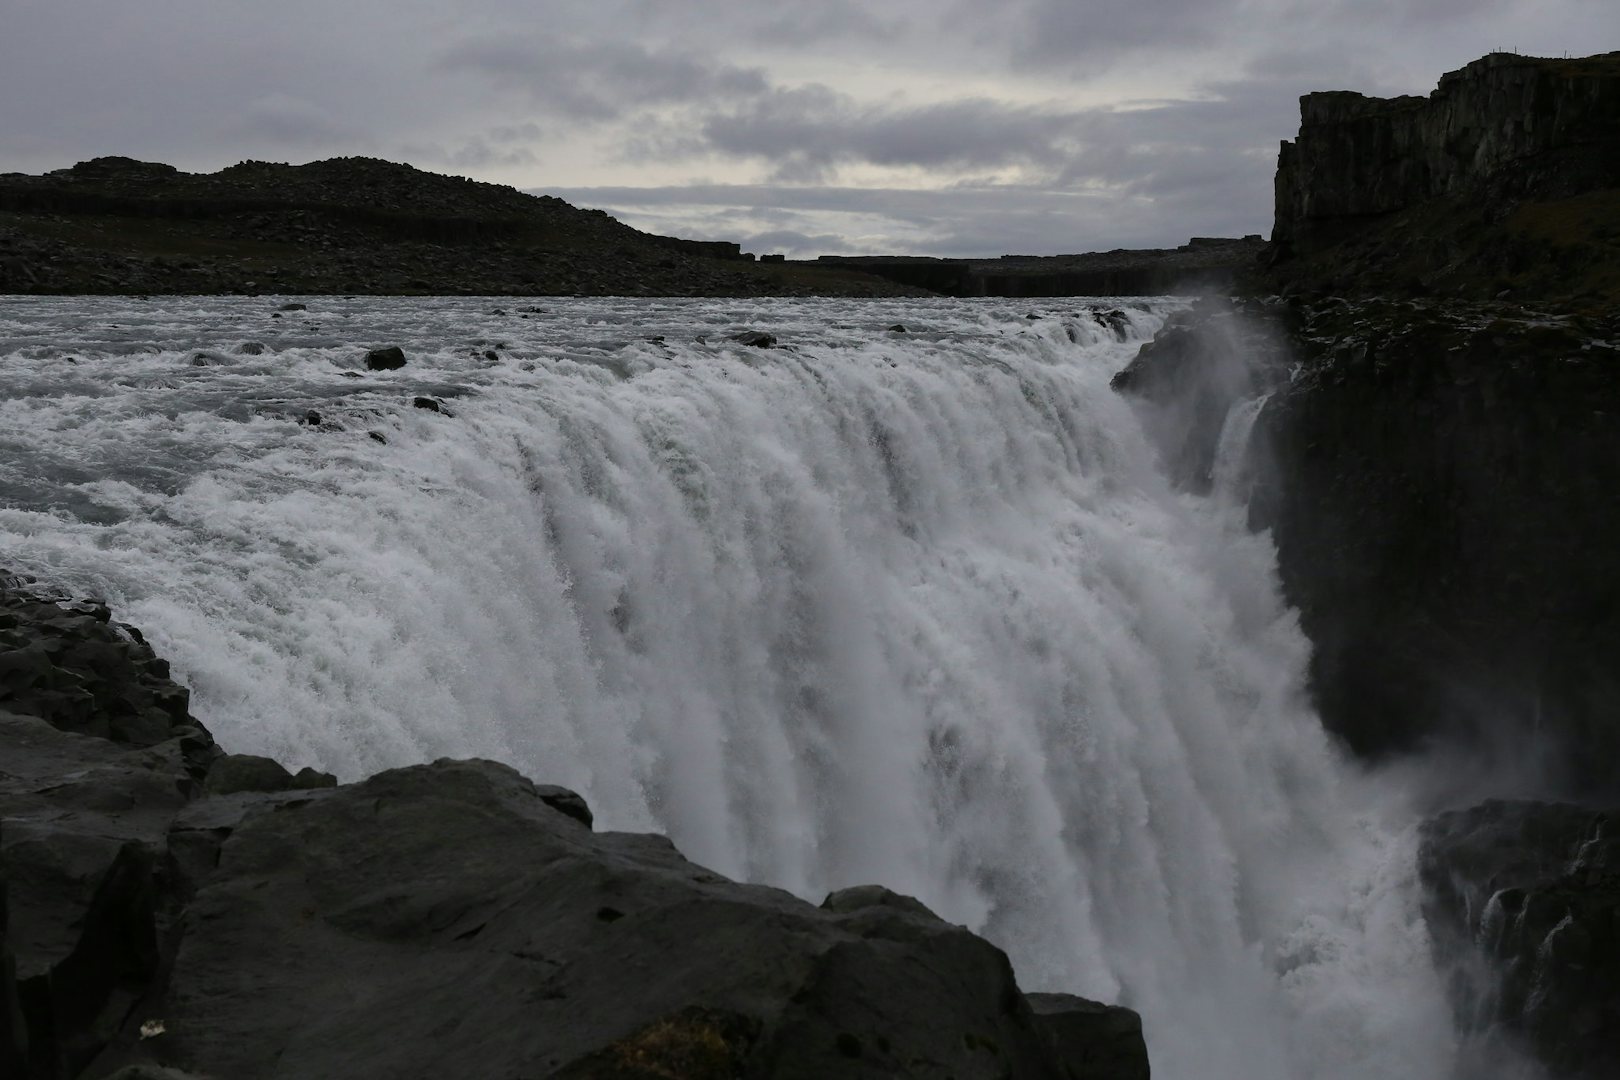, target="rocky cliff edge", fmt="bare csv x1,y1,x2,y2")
0,573,1149,1080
